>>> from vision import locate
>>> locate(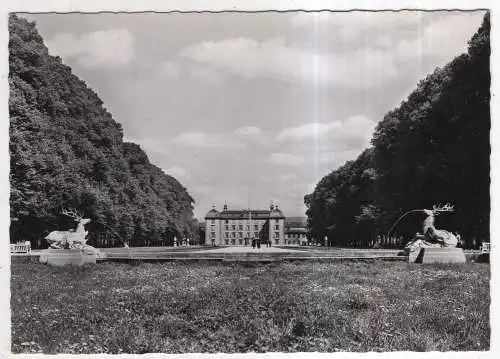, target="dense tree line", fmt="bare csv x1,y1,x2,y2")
9,15,198,248
305,13,490,248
